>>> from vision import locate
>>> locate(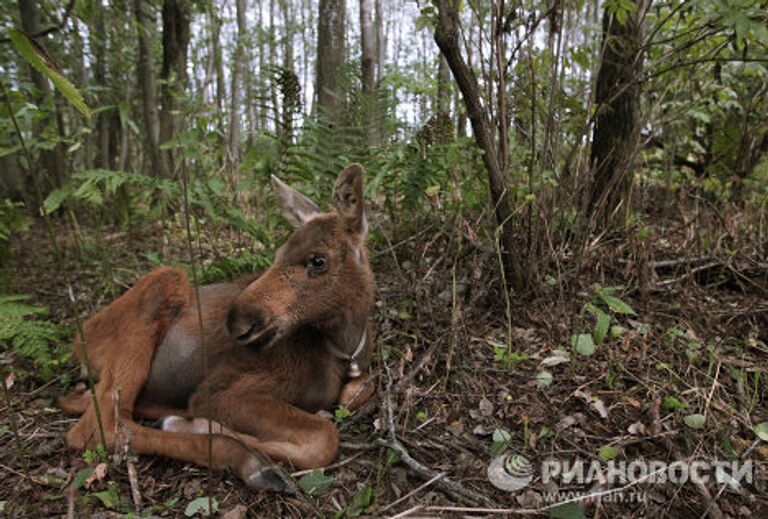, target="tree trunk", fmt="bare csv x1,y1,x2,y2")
89,0,111,169
588,0,649,225
360,0,375,95
133,0,167,177
437,54,451,116
71,18,90,169
360,0,378,146
434,0,524,292
279,0,298,150
229,0,247,163
269,0,280,135
160,0,190,175
374,0,385,84
210,3,225,116
316,0,346,122
18,0,66,189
